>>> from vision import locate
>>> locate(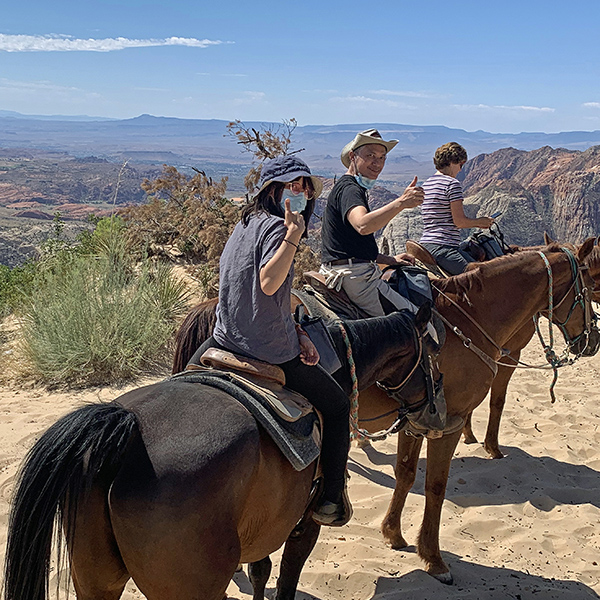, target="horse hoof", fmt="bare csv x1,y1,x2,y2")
484,445,505,459
384,533,409,550
463,434,478,444
432,571,453,585
356,438,371,449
